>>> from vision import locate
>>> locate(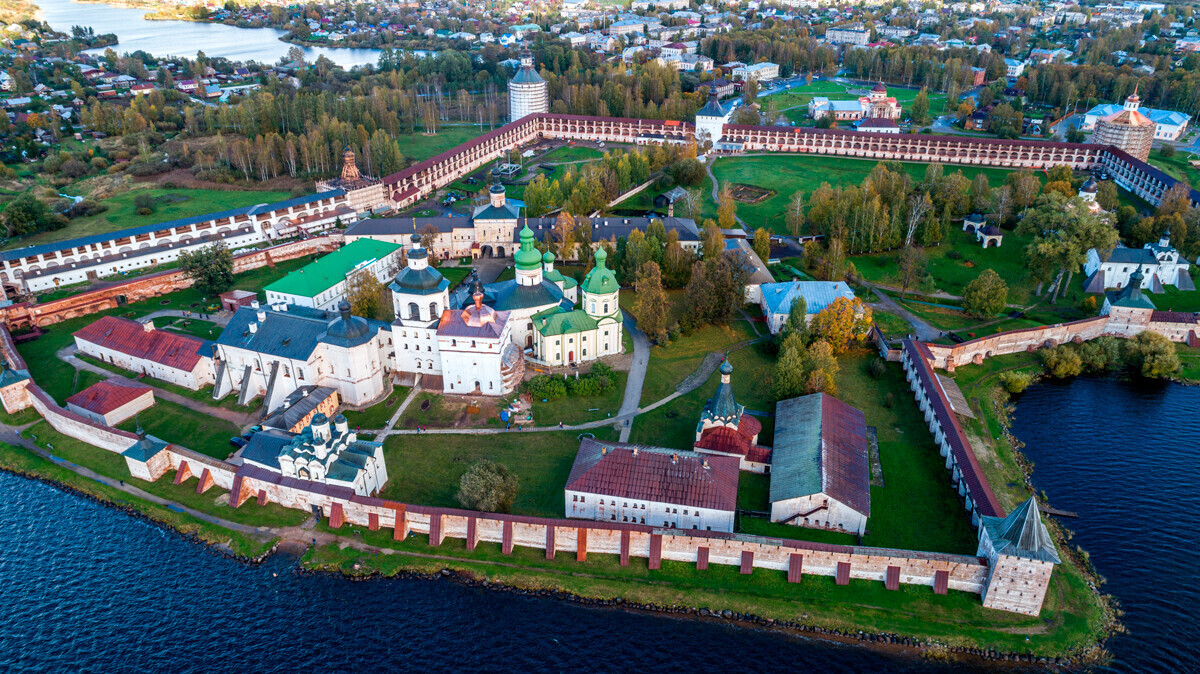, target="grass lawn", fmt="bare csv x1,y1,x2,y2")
872,310,914,339
1146,150,1200,190
400,125,484,161
16,255,317,405
527,369,627,426
157,317,223,340
304,524,1104,658
857,229,1039,304
116,399,241,460
537,145,606,163
380,427,618,517
20,421,307,529
4,188,291,251
340,387,410,430
1154,285,1200,312
0,442,276,557
437,265,472,289
705,155,1032,234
